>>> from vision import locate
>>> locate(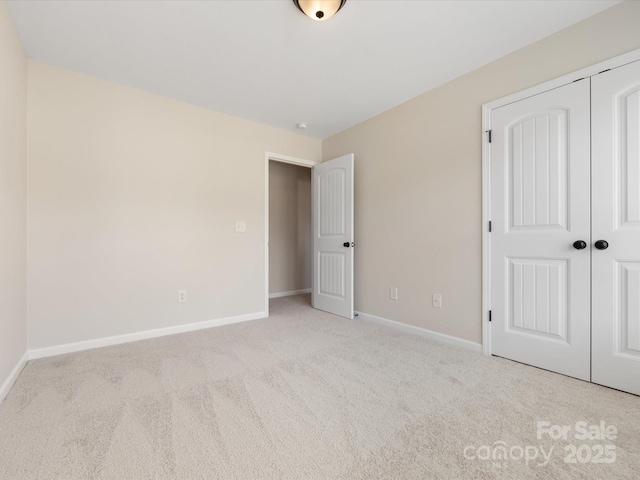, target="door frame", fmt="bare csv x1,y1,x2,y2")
264,152,318,316
481,47,640,356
